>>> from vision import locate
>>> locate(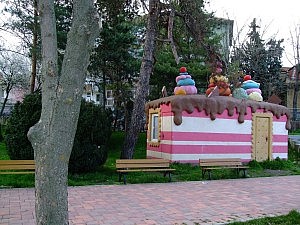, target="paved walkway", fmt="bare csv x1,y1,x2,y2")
0,176,300,225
